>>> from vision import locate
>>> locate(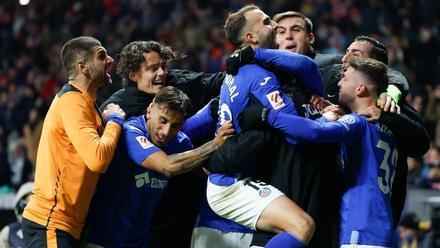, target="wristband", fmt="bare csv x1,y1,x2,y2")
386,84,401,103
107,113,124,126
